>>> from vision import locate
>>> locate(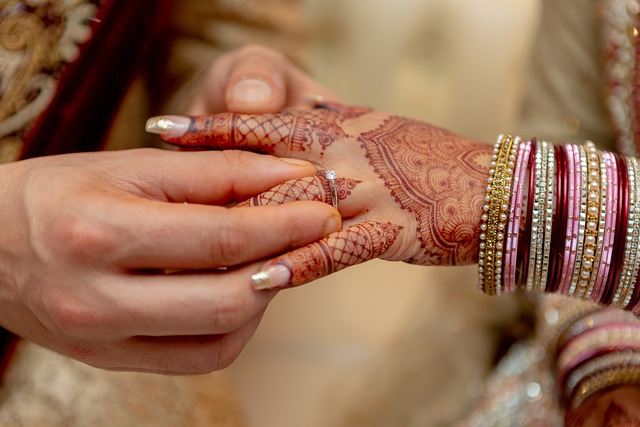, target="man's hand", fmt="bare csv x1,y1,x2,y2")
0,149,340,374
186,44,338,115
